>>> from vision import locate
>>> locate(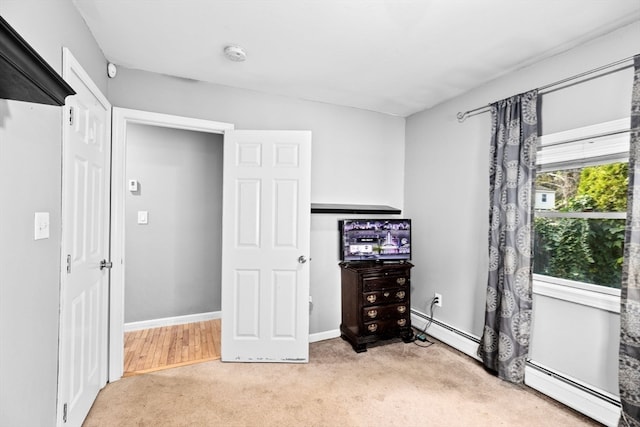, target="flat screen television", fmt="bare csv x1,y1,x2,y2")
339,219,411,263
